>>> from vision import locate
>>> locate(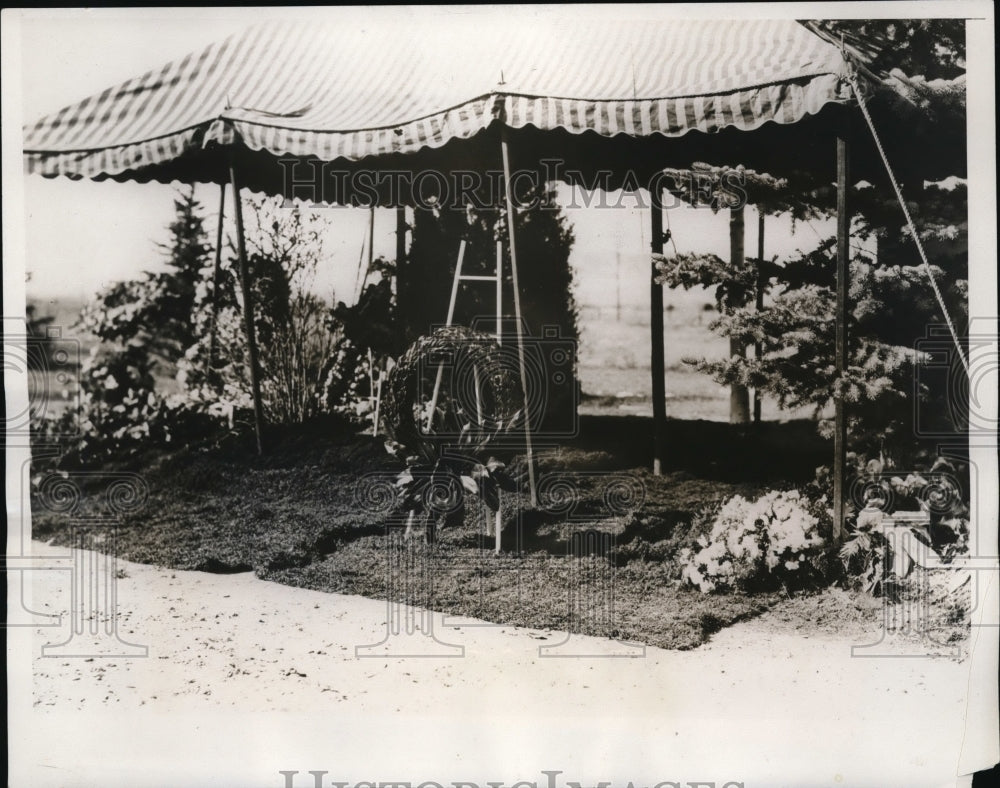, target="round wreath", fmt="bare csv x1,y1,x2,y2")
381,326,522,458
